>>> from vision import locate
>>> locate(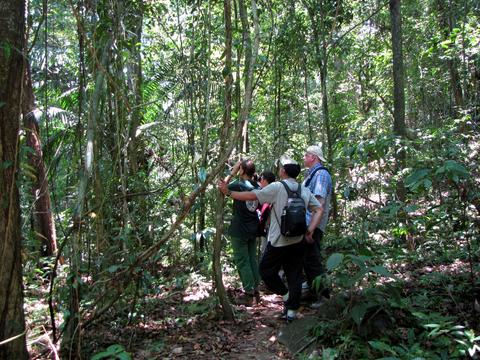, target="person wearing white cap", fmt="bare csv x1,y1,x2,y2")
302,143,333,306
218,154,322,321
